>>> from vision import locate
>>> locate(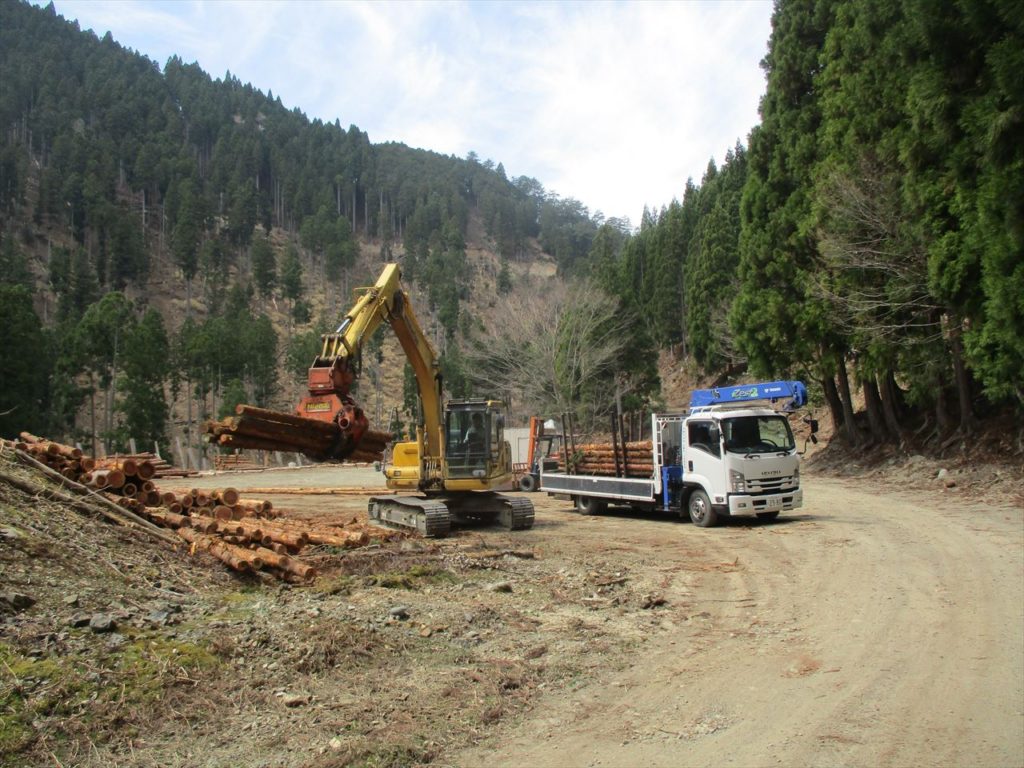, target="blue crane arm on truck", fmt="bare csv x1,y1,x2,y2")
539,381,810,528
